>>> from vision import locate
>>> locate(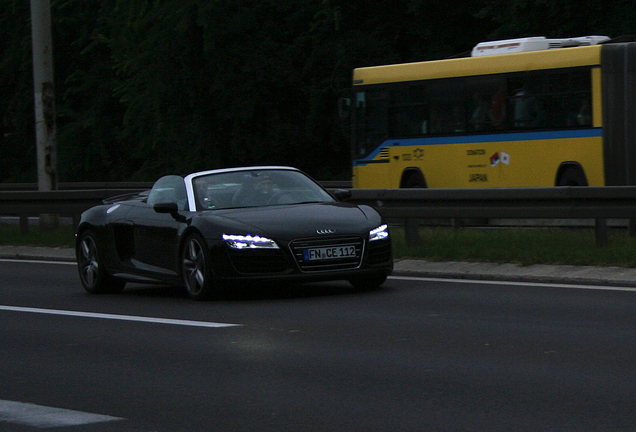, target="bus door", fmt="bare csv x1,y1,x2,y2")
352,89,392,188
